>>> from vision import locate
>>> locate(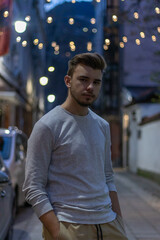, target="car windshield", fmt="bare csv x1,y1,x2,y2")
0,136,12,160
